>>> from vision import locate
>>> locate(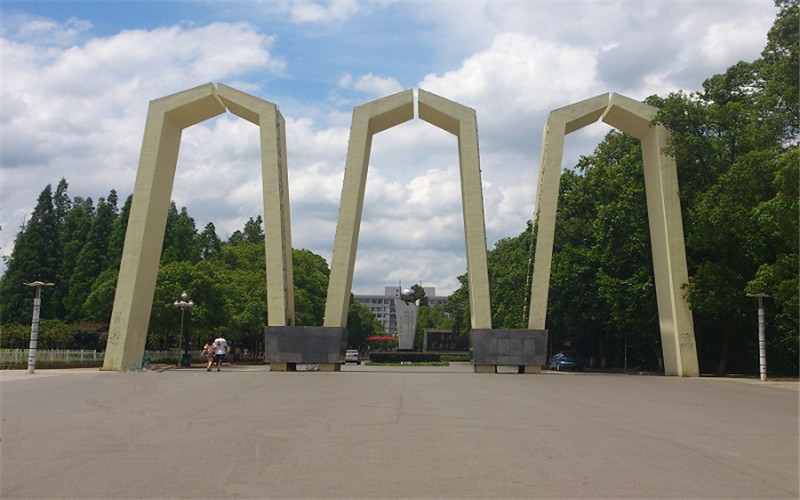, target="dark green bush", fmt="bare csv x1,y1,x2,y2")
368,351,441,363
440,354,471,362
